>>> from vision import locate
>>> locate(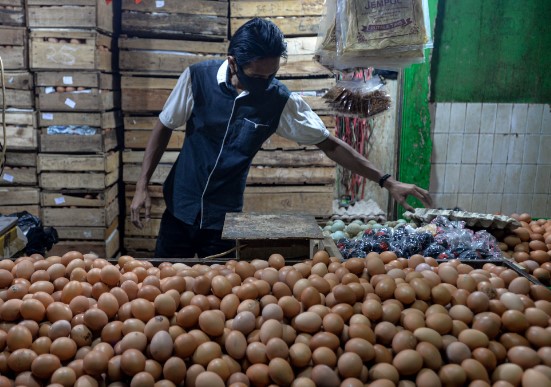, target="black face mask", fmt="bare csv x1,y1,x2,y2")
235,64,275,95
